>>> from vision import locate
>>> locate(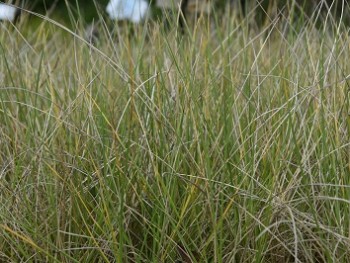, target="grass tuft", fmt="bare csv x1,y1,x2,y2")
1,3,350,262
